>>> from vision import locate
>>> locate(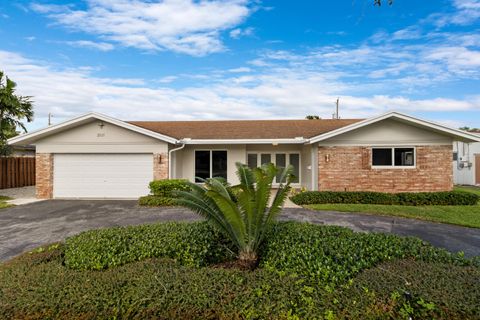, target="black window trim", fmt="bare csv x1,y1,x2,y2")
371,147,416,169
